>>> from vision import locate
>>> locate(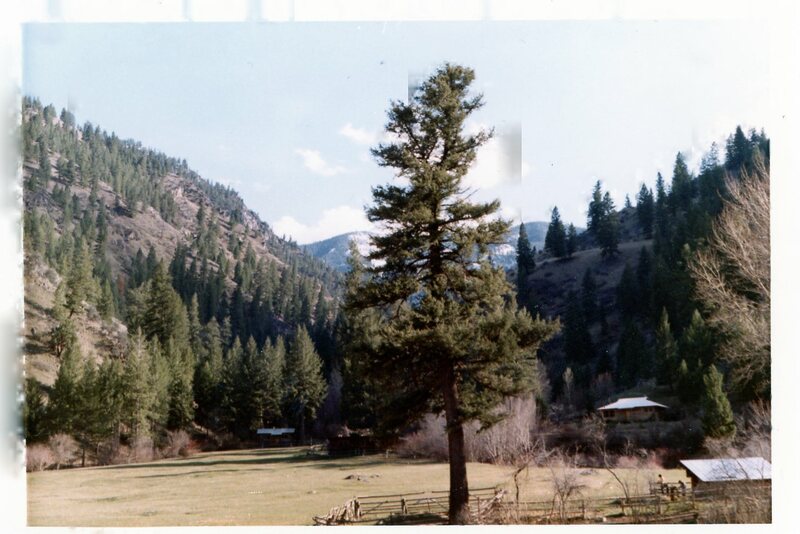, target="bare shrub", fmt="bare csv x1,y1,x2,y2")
471,397,538,465
131,435,155,463
545,450,584,521
47,433,77,470
396,414,449,461
704,401,771,461
164,430,192,458
110,445,132,465
397,397,540,465
697,401,771,523
736,401,771,461
94,440,118,466
700,488,771,524
26,444,53,472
